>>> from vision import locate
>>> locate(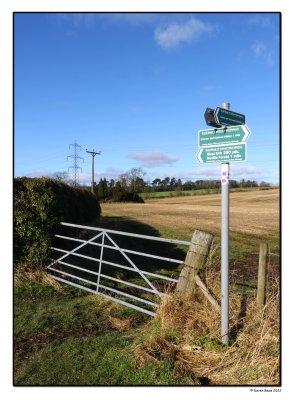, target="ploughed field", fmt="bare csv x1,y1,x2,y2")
101,189,279,241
